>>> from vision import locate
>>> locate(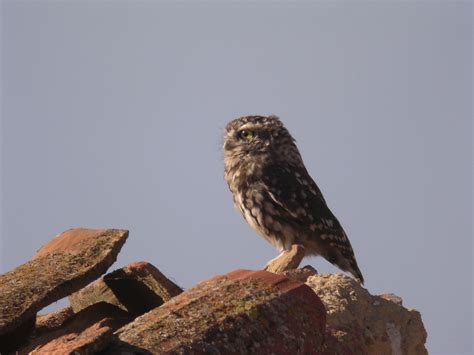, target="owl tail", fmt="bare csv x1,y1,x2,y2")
327,233,365,284
327,250,365,284
348,262,364,285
